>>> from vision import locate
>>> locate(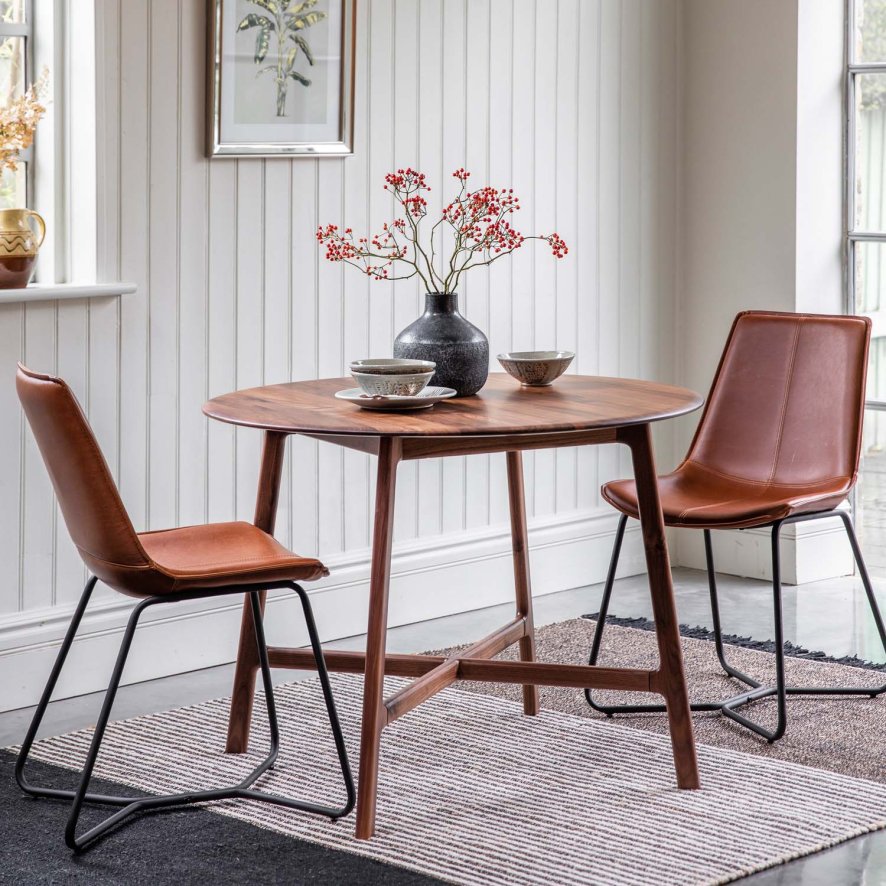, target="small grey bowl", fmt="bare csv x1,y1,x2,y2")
351,368,435,397
497,350,575,386
349,358,436,376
